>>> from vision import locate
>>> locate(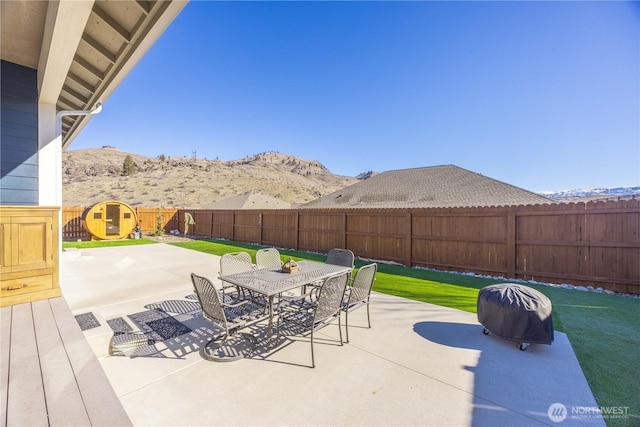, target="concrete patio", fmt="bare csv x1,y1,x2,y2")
60,243,605,426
